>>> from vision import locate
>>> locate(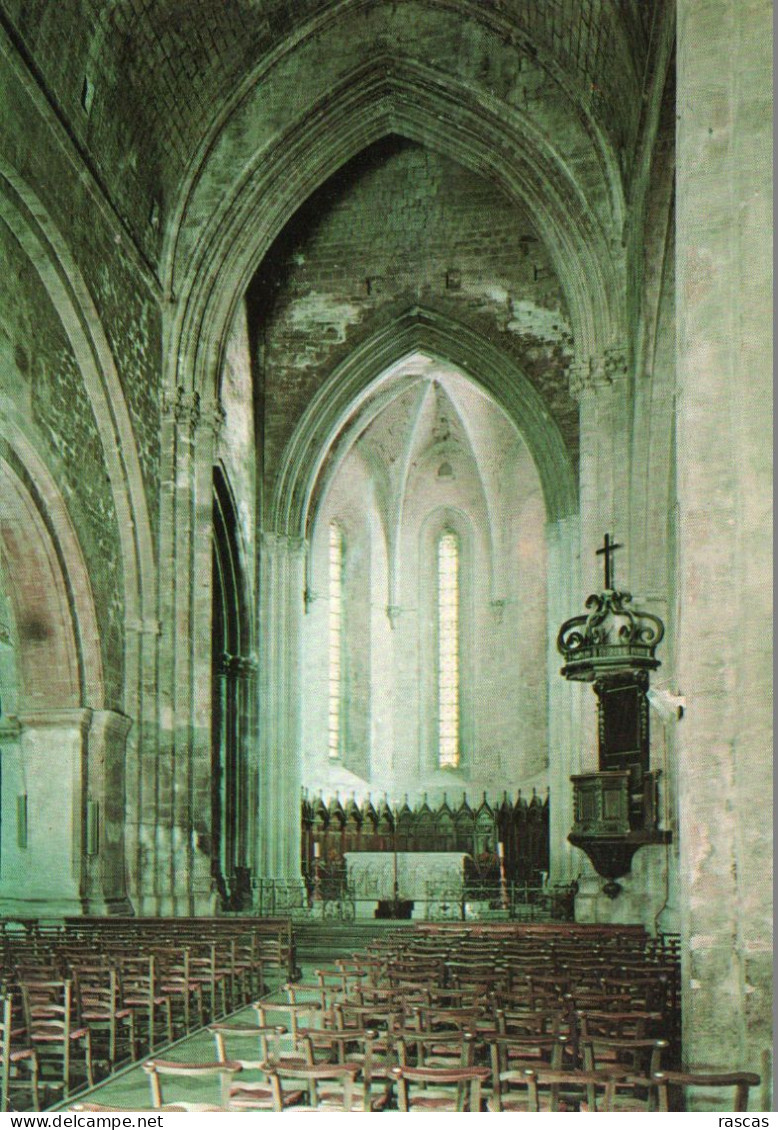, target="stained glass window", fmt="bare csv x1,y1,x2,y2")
437,530,460,768
328,522,344,759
